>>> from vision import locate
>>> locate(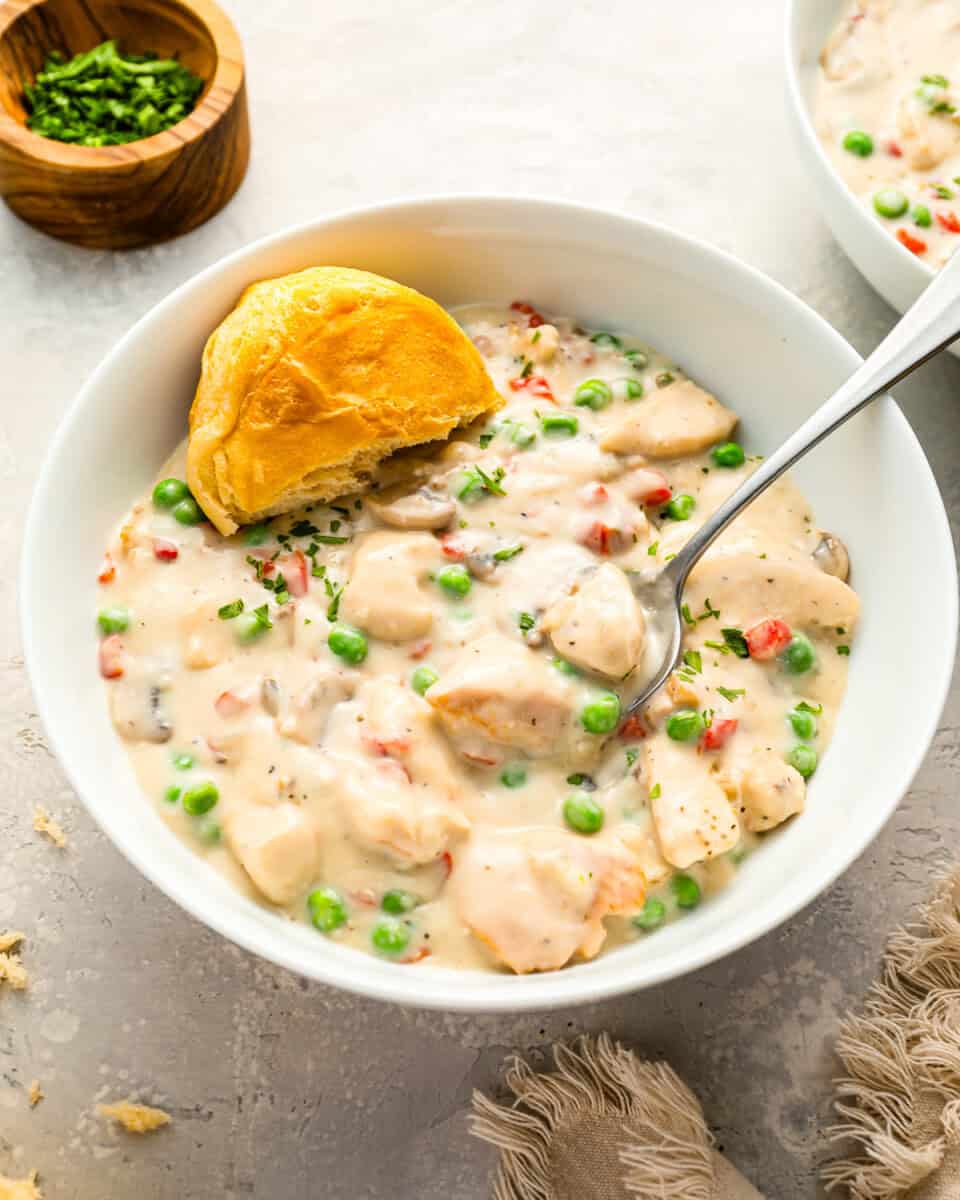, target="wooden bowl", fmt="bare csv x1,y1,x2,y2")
0,0,250,248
